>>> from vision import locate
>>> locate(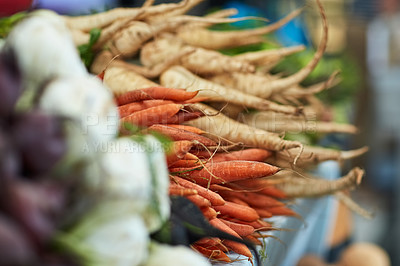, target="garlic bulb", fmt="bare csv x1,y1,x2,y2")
4,11,87,91
39,76,119,144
